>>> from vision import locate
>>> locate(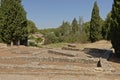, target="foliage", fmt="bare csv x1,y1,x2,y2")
82,21,90,37
44,32,58,44
78,16,84,32
27,20,38,35
59,21,71,36
41,19,89,44
39,28,56,35
110,0,120,57
29,42,37,47
102,12,111,40
71,18,79,34
89,1,102,42
35,38,43,44
0,0,28,45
